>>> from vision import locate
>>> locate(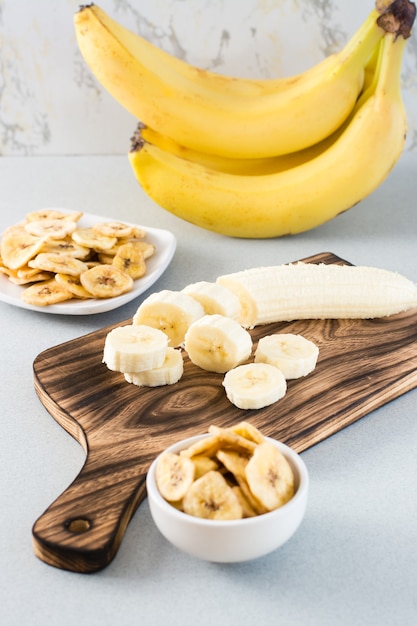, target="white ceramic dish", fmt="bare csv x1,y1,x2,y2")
0,211,176,315
146,433,309,563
